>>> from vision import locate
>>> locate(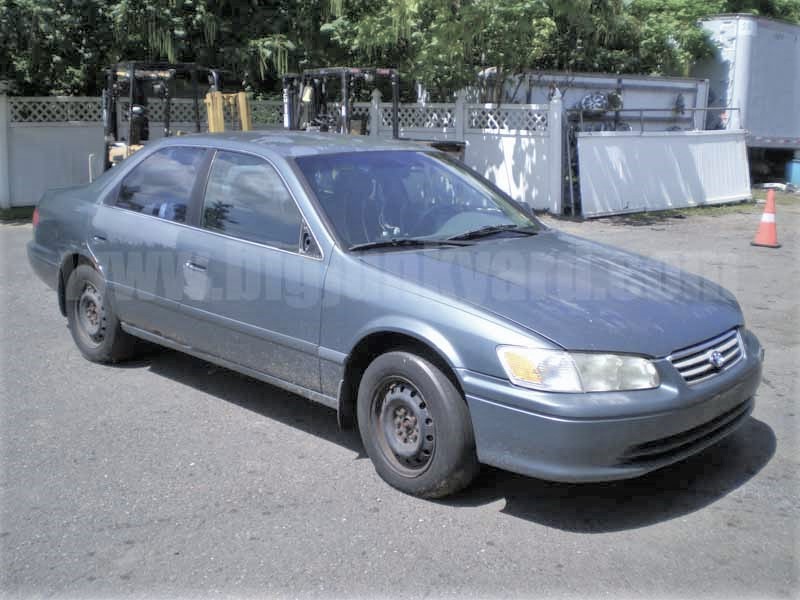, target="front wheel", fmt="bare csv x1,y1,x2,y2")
357,351,479,498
